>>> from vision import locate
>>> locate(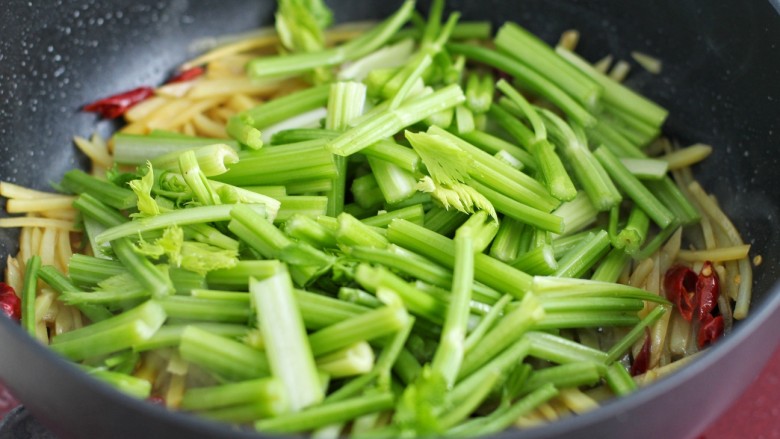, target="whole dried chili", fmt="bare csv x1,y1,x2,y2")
697,314,724,348
695,261,720,321
663,265,697,321
0,282,21,322
166,66,205,84
83,86,155,119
